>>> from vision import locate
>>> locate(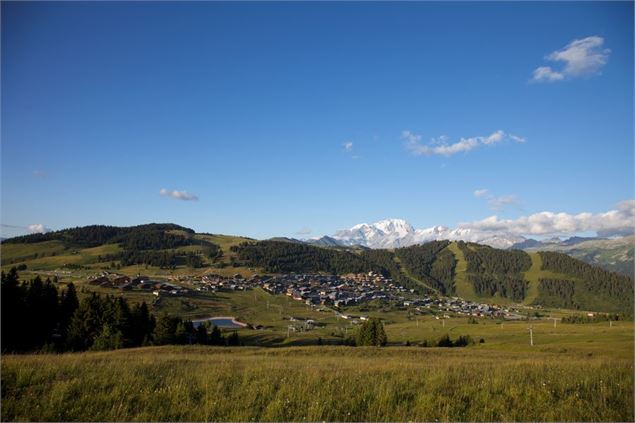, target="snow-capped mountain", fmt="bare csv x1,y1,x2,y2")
319,218,526,249
332,219,416,249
